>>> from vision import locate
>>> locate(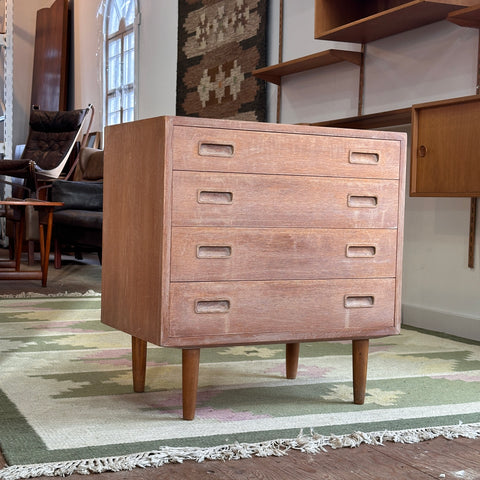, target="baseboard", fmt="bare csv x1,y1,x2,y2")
402,304,480,342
